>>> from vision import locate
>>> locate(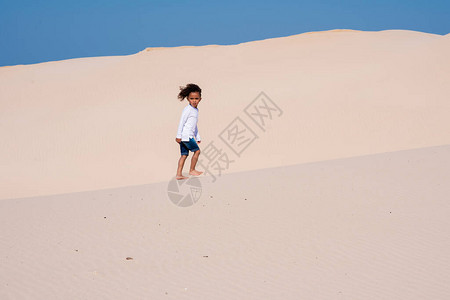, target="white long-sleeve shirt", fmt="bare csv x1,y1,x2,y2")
176,104,201,142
